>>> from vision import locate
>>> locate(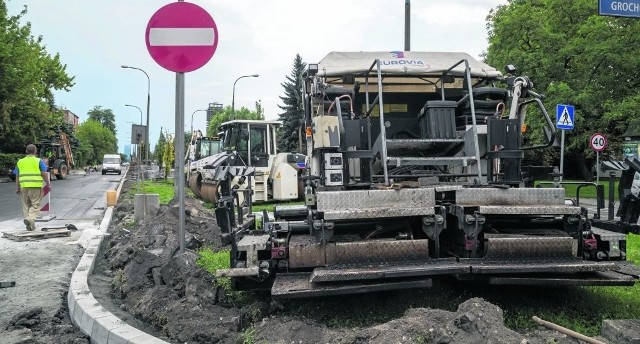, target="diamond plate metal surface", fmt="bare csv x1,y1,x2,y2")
485,235,576,259
311,258,468,282
288,235,431,268
331,239,430,265
478,205,581,215
591,227,626,243
489,271,635,286
456,188,566,206
316,188,435,220
469,259,617,274
271,273,432,299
